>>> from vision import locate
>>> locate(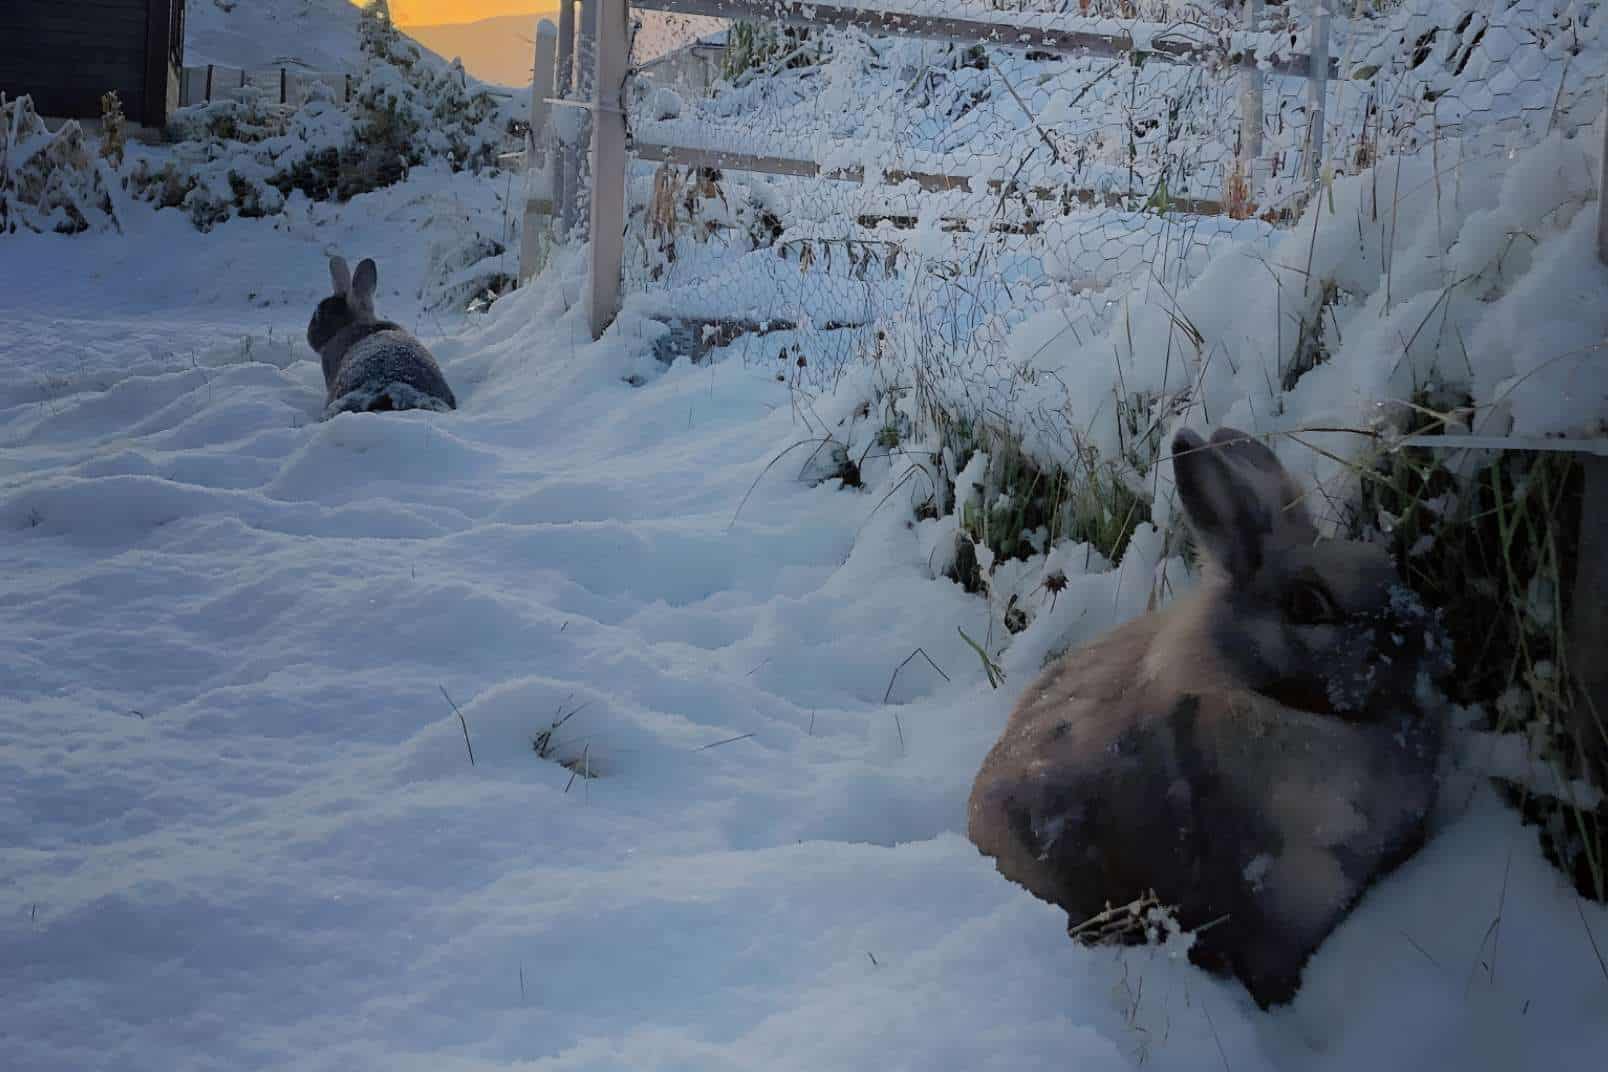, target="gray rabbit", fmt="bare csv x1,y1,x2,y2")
967,427,1448,1008
308,256,457,418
